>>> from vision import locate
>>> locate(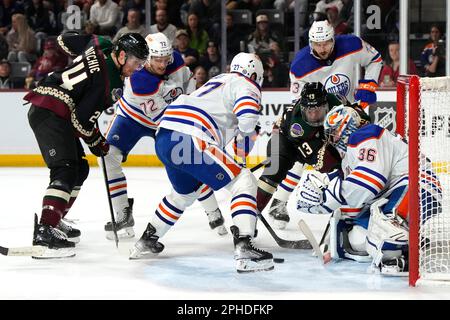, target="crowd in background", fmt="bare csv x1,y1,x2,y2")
0,0,446,89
